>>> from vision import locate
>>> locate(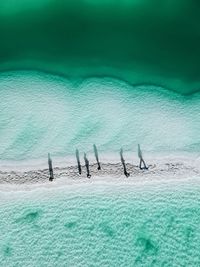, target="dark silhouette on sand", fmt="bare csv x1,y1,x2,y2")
138,144,148,170
84,153,91,178
76,149,82,175
93,144,101,170
48,153,54,181
120,148,130,177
